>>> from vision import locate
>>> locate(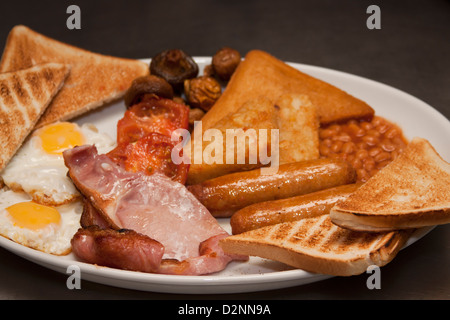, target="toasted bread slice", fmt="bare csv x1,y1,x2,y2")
275,93,319,164
186,96,279,184
330,137,450,232
200,50,374,131
0,62,69,171
0,25,149,127
220,214,412,276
